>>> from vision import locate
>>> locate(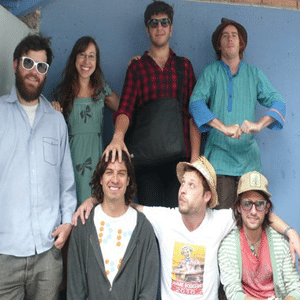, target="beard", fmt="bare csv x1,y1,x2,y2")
15,68,46,103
